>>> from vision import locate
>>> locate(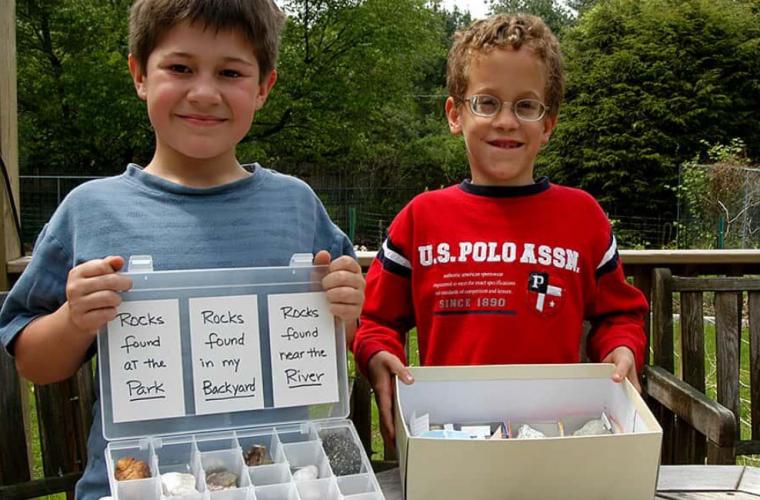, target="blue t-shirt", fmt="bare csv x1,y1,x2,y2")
0,164,354,499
